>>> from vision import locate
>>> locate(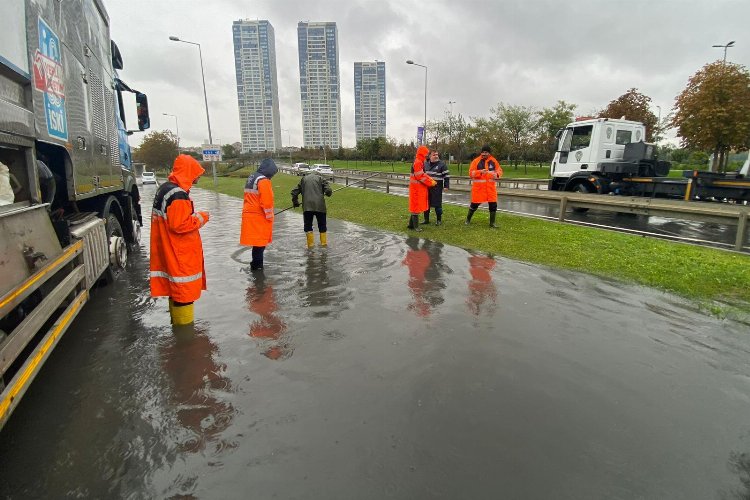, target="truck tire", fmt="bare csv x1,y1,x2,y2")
571,183,591,213
102,205,127,284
